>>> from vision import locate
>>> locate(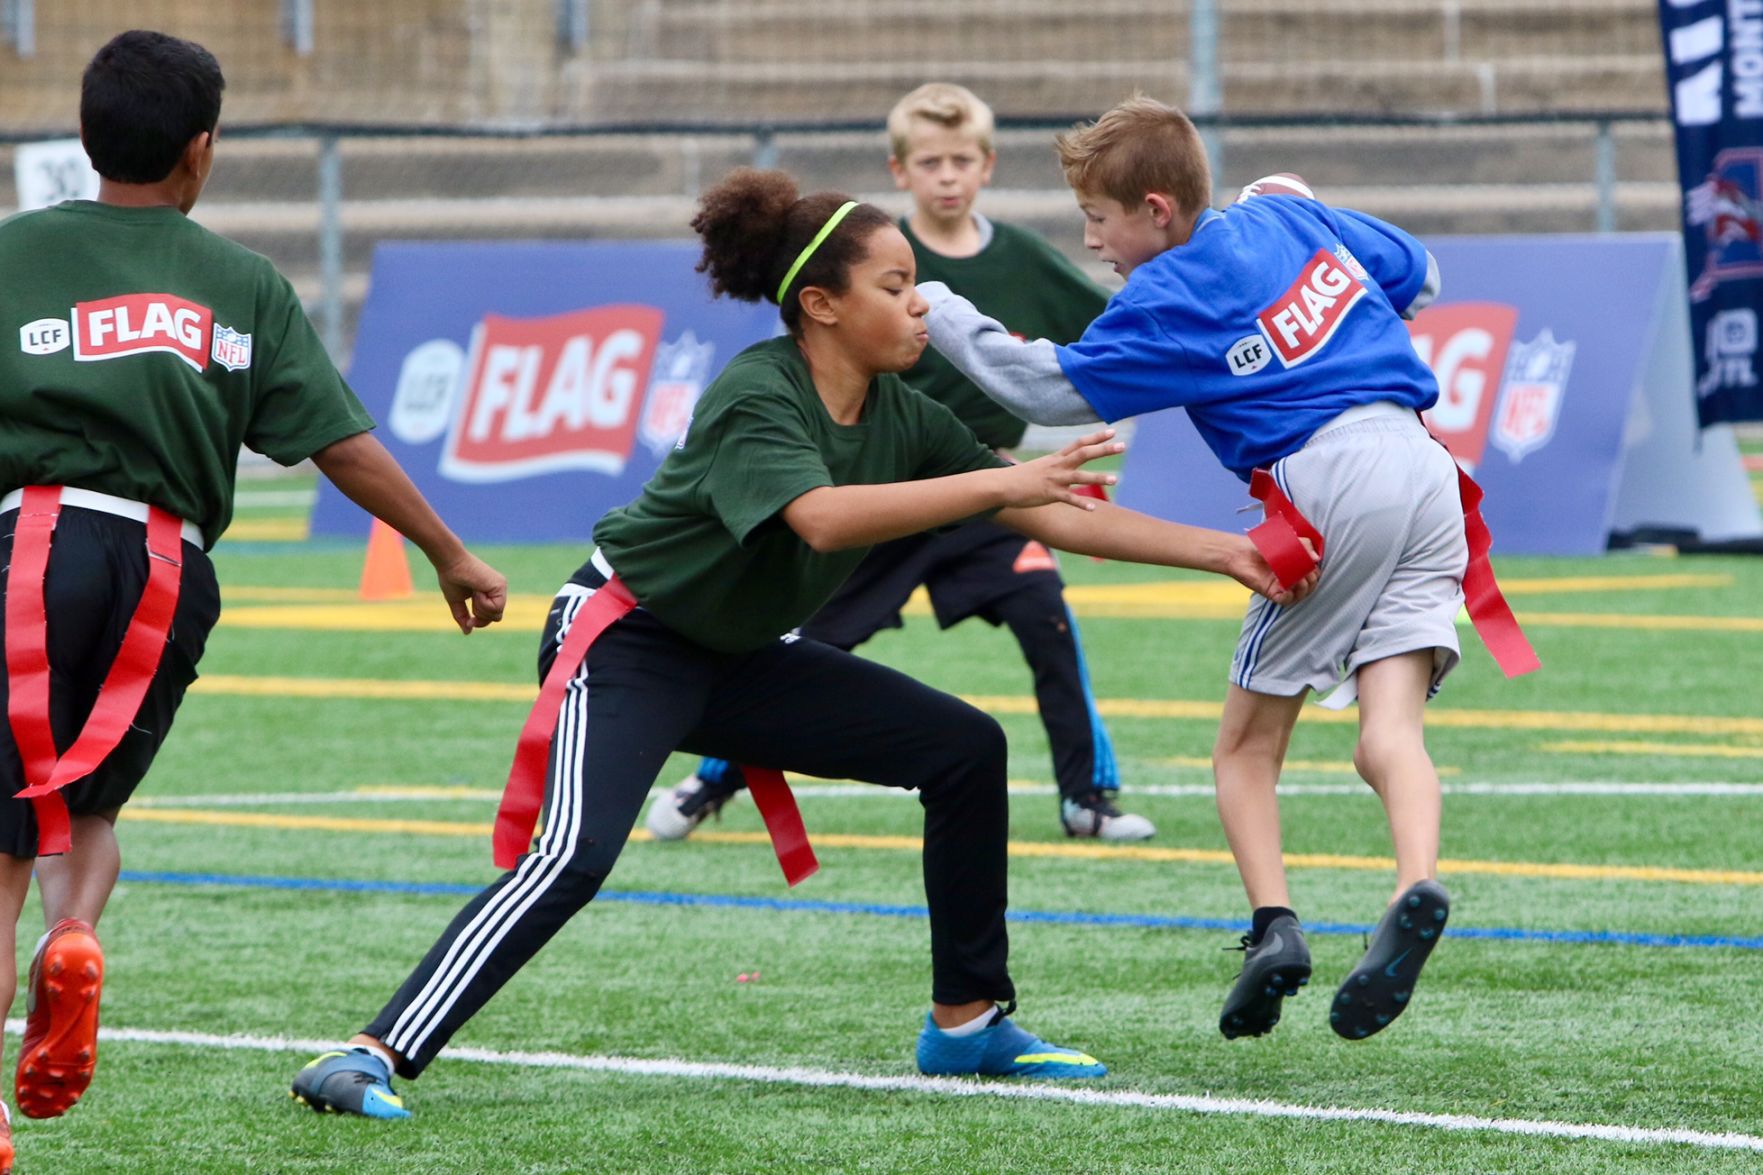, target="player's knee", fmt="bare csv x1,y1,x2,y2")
1353,726,1427,781
968,708,1008,772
